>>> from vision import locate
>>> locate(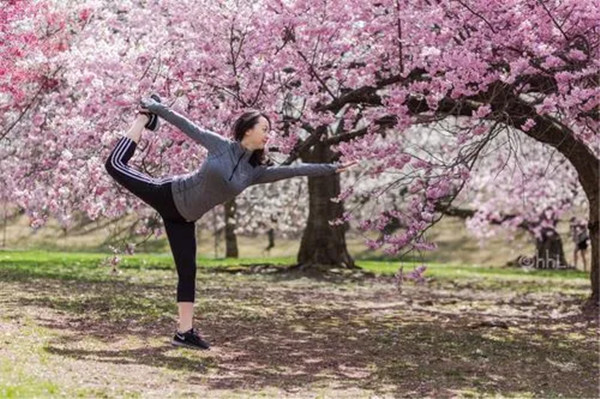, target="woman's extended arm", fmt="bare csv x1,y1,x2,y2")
140,97,231,154
251,162,339,185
